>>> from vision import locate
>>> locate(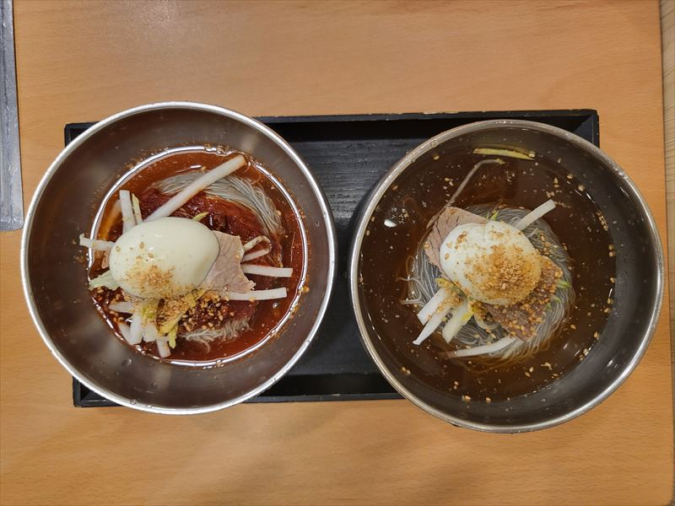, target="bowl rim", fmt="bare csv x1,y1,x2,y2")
348,118,665,433
21,101,338,415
